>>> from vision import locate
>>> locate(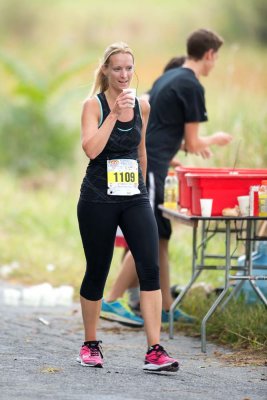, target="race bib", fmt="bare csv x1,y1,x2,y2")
107,159,140,196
